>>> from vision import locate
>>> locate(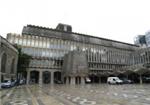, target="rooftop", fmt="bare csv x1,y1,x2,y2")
22,24,138,47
